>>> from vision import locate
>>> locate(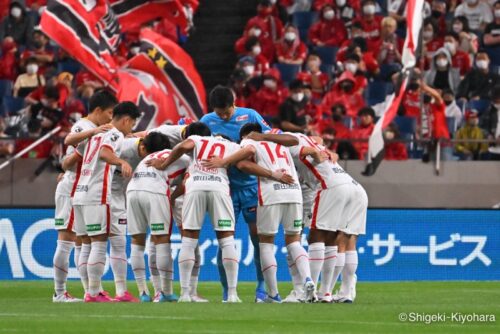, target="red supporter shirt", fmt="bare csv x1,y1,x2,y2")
452,50,471,76
308,18,348,47
321,88,365,119
350,123,374,160
384,142,408,160
355,16,383,50
275,41,308,62
15,138,53,159
247,86,288,118
402,90,421,118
